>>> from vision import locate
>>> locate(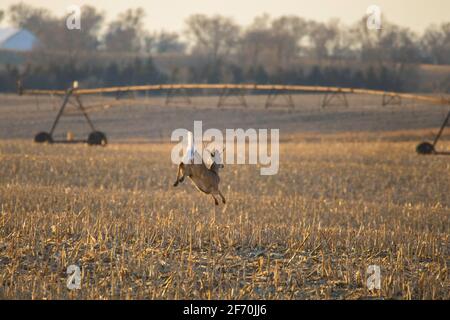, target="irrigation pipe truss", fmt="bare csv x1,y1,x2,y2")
18,83,450,106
